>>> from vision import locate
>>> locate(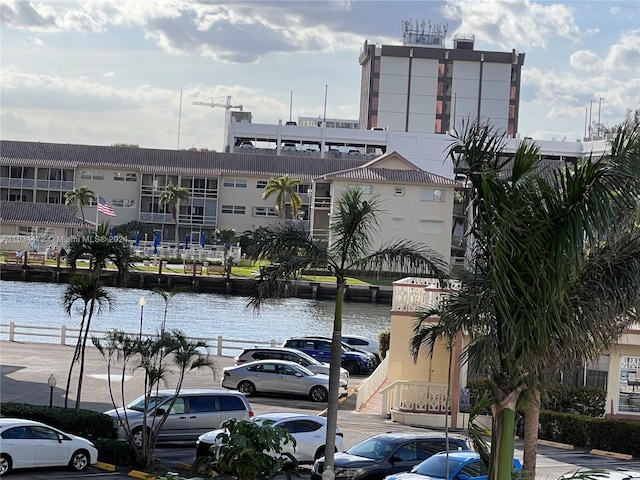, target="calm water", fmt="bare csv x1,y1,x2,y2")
0,280,391,351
